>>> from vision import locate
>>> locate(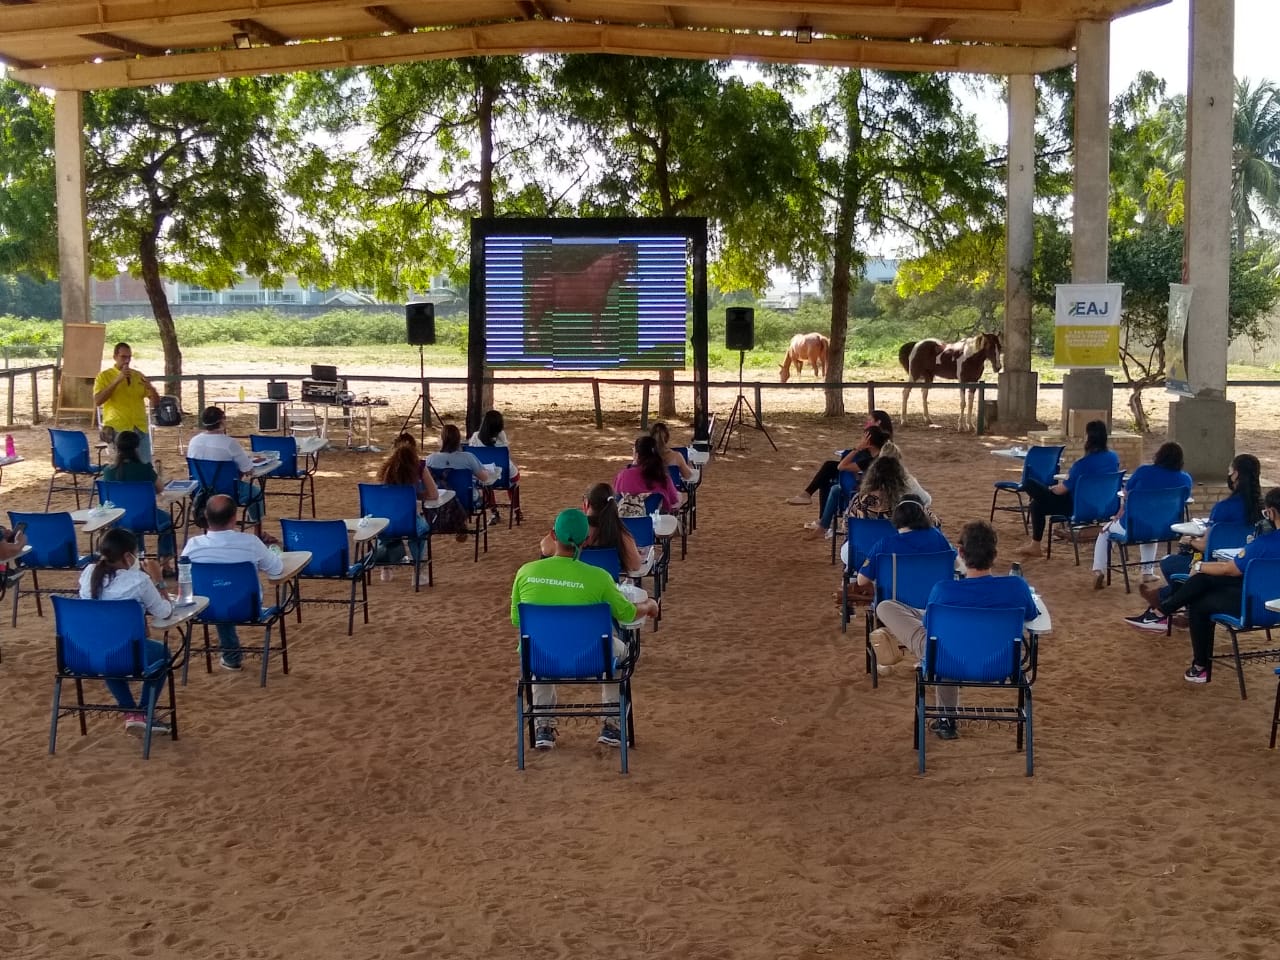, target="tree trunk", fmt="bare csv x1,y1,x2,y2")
825,70,864,418
138,228,182,405
478,71,497,413
656,129,676,418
